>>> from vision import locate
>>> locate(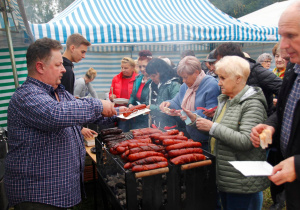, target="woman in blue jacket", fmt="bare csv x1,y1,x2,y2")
160,56,220,151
